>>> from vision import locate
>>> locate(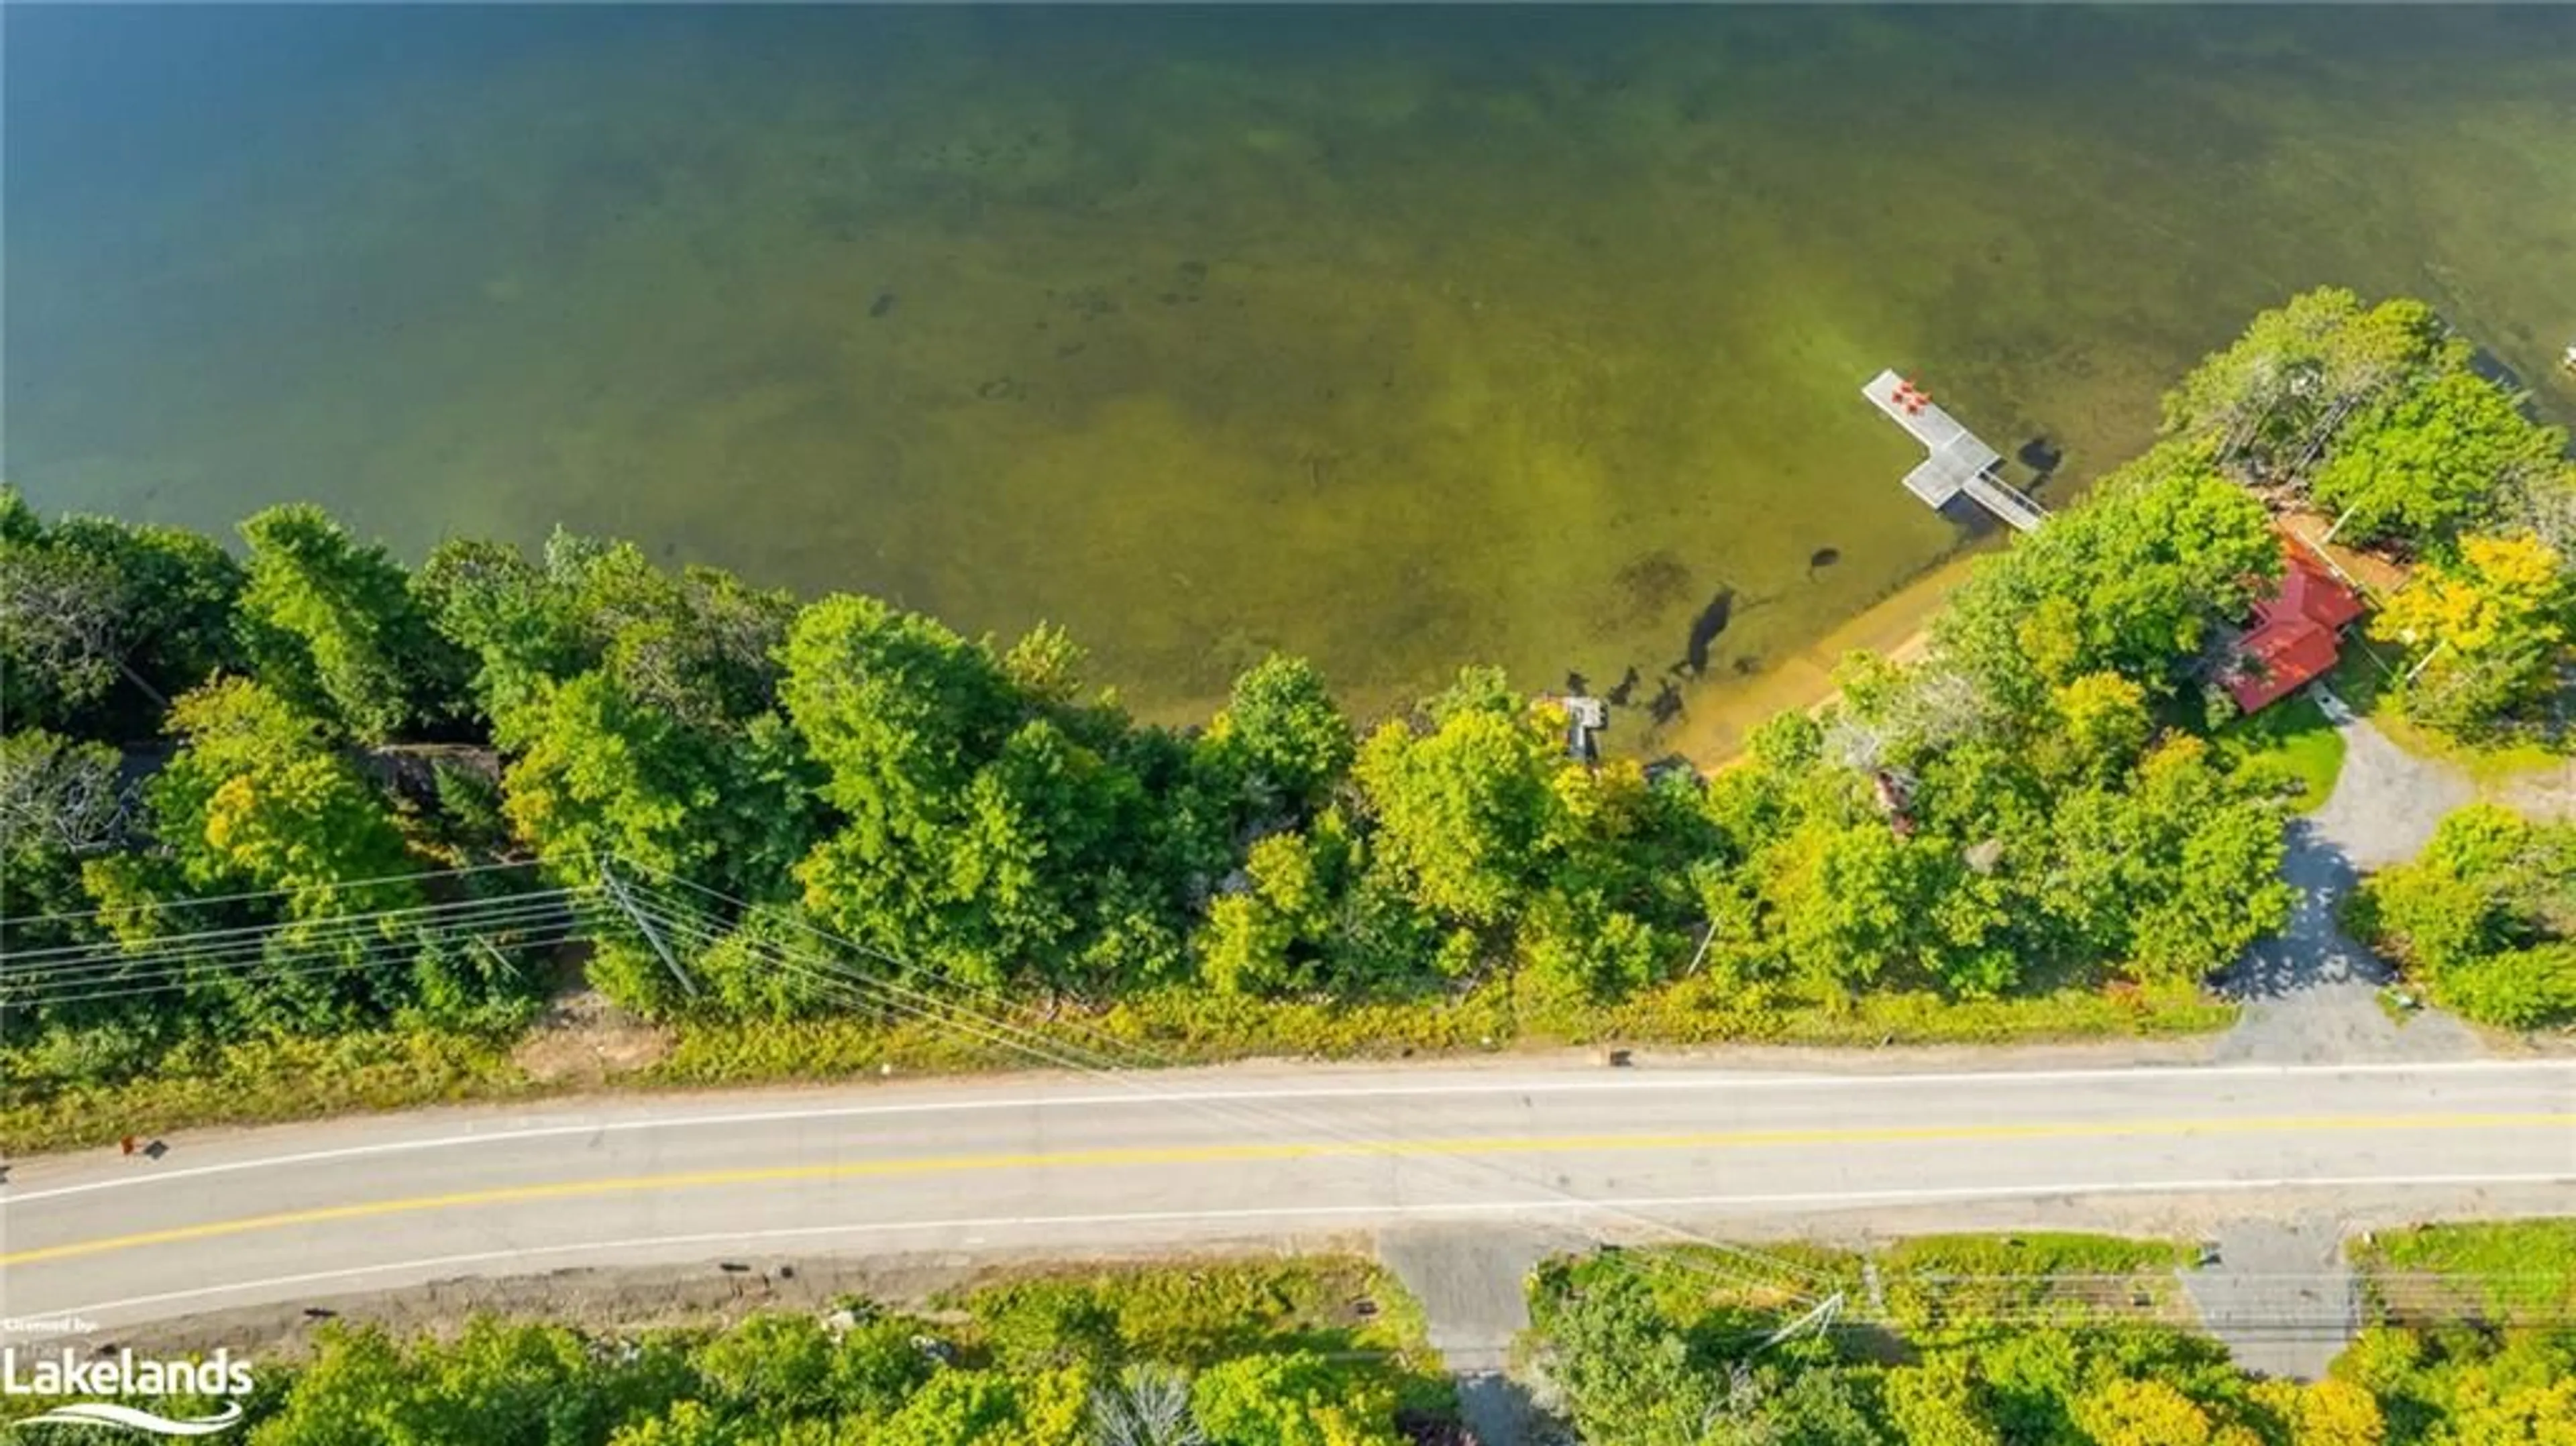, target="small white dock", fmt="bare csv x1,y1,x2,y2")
1862,369,2045,533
